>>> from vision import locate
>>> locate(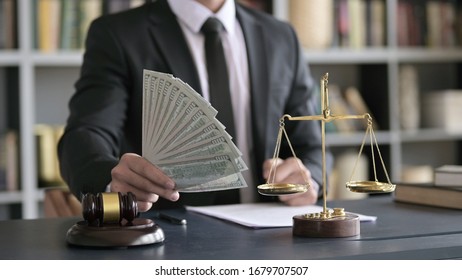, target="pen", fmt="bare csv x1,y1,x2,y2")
158,212,187,225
